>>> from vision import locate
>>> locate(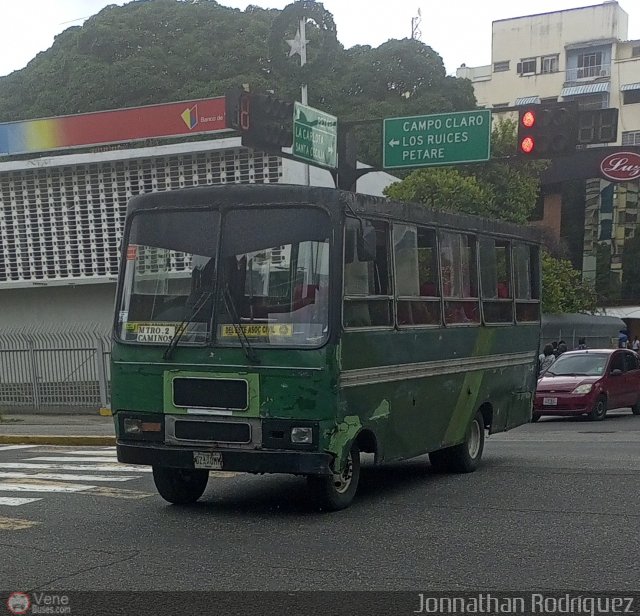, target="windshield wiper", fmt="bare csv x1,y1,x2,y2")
223,284,260,364
162,290,212,360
